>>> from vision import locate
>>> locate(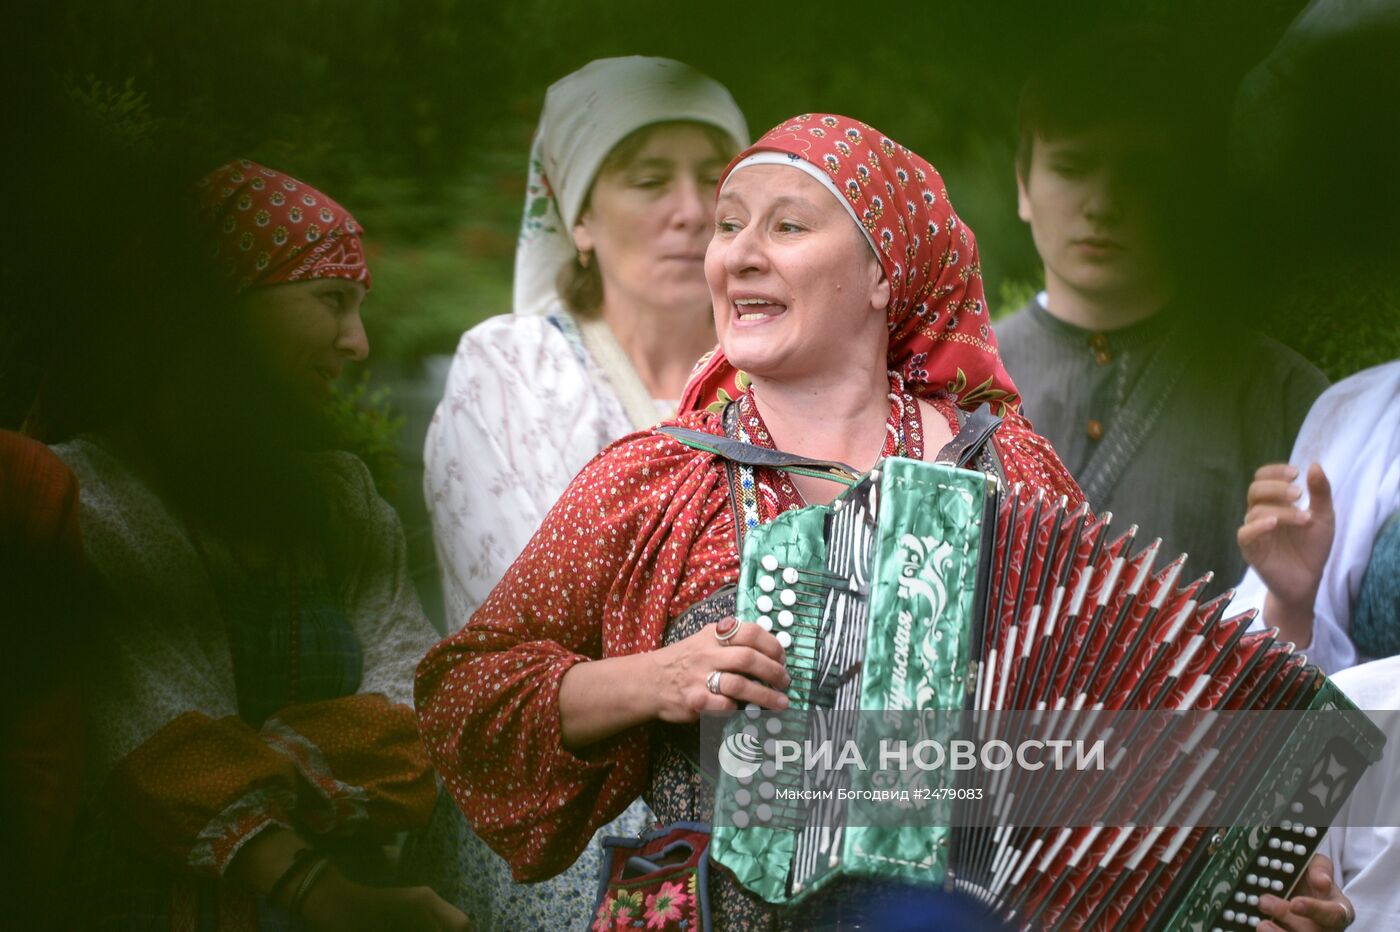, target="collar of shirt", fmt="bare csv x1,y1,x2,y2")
1028,292,1180,359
